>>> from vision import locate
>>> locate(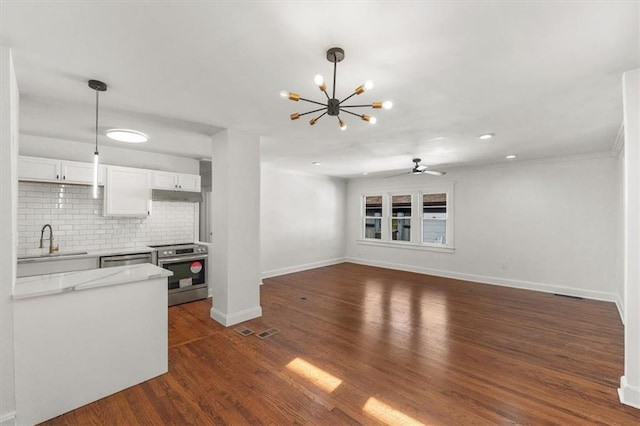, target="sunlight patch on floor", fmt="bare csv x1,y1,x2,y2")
286,357,342,392
363,397,426,426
